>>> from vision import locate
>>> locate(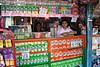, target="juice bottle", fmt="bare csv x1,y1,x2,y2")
16,55,20,66
54,40,59,50
40,41,42,51
0,40,3,48
23,59,27,66
24,42,27,51
8,39,12,47
41,41,45,51
33,54,37,64
20,43,23,51
37,42,41,52
37,53,41,64
62,39,67,49
36,54,39,64
48,6,52,14
31,42,35,52
40,41,43,52
4,54,9,66
30,54,33,65
34,42,38,52
19,56,24,66
45,53,49,62
66,39,71,48
44,41,48,51
51,52,55,61
50,41,54,51
43,53,46,63
27,42,29,51
9,53,14,66
58,40,62,49
18,43,21,52
40,53,44,64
